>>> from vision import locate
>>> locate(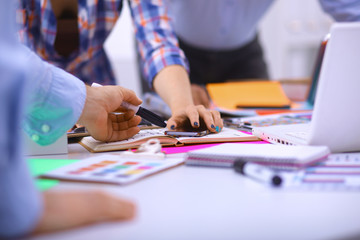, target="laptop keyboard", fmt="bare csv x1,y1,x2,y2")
286,131,309,140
